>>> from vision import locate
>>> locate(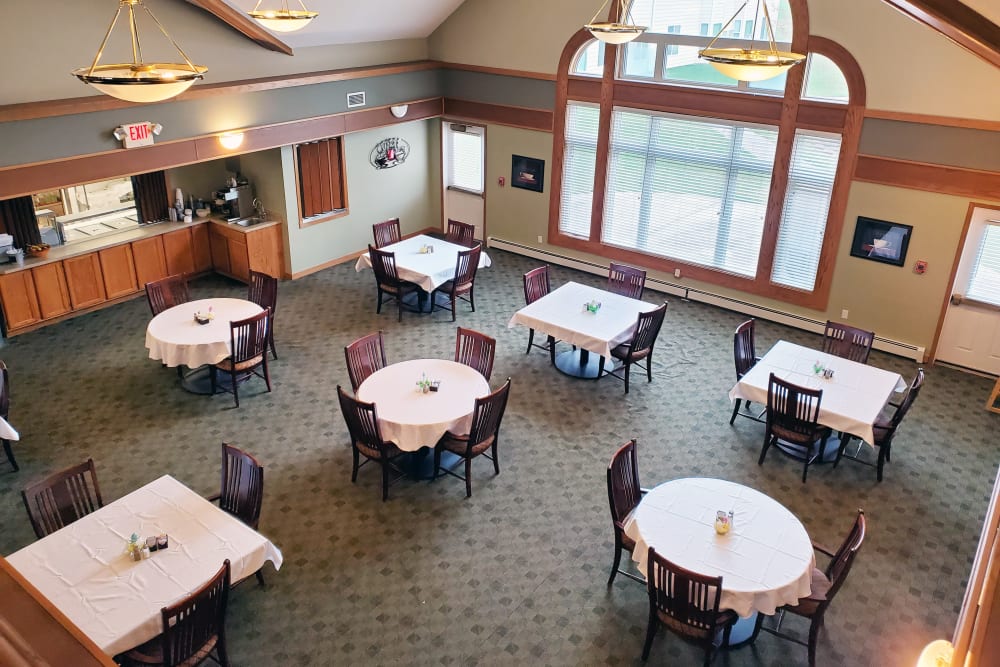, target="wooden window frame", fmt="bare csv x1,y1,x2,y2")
295,137,349,228
548,0,866,311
